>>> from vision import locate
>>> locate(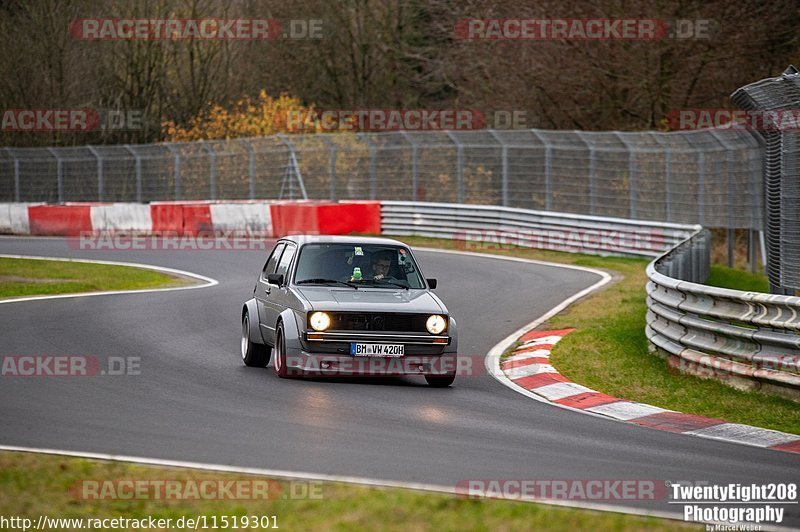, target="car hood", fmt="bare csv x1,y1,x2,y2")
296,287,445,313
